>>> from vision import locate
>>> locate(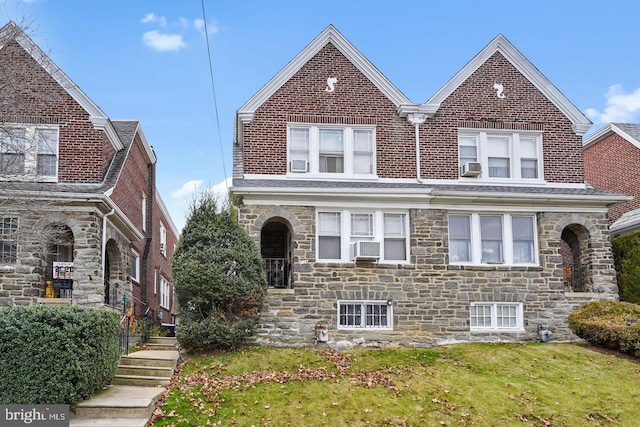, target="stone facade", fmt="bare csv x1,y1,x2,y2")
239,205,618,347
